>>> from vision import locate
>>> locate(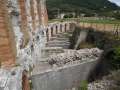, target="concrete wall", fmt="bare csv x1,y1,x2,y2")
31,59,99,90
